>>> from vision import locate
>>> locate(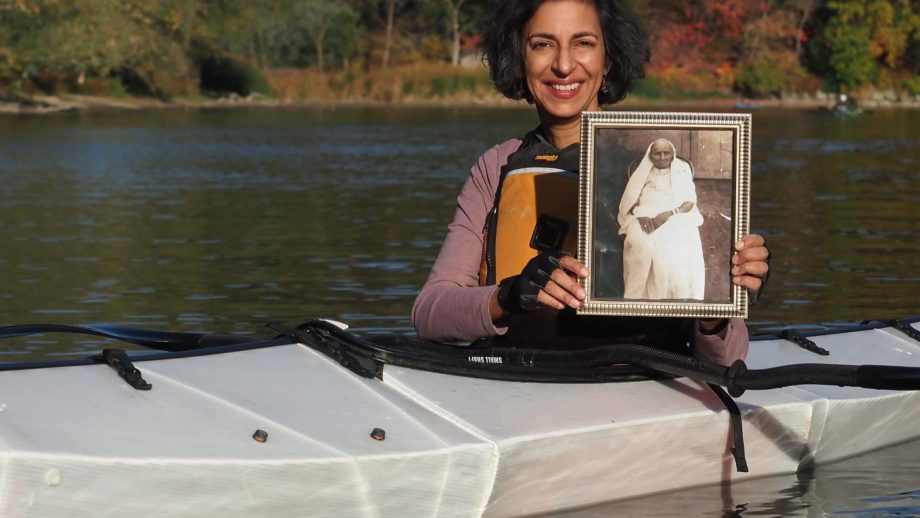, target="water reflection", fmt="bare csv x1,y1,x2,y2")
0,107,918,359
548,438,920,517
